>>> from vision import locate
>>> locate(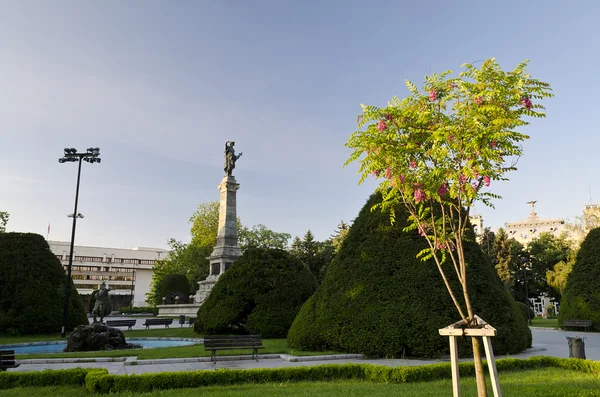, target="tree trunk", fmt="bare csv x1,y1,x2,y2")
472,336,488,397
